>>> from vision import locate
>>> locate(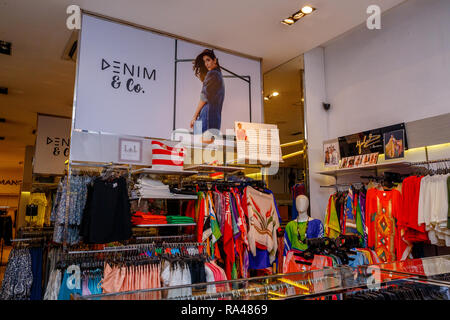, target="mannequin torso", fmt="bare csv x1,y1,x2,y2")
283,195,324,254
